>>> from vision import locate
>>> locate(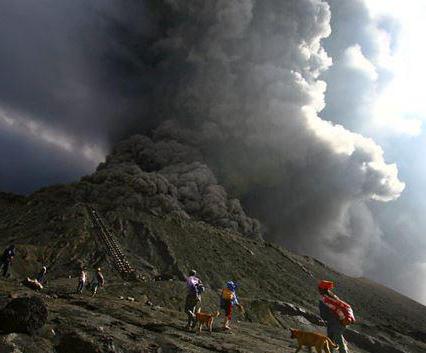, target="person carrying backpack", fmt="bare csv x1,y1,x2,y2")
91,268,105,297
184,269,204,331
221,280,240,331
318,280,355,353
1,245,16,277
